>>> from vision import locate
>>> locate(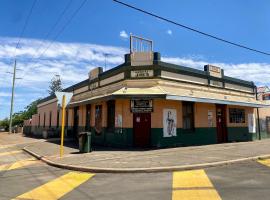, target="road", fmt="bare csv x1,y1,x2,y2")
1,138,270,199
